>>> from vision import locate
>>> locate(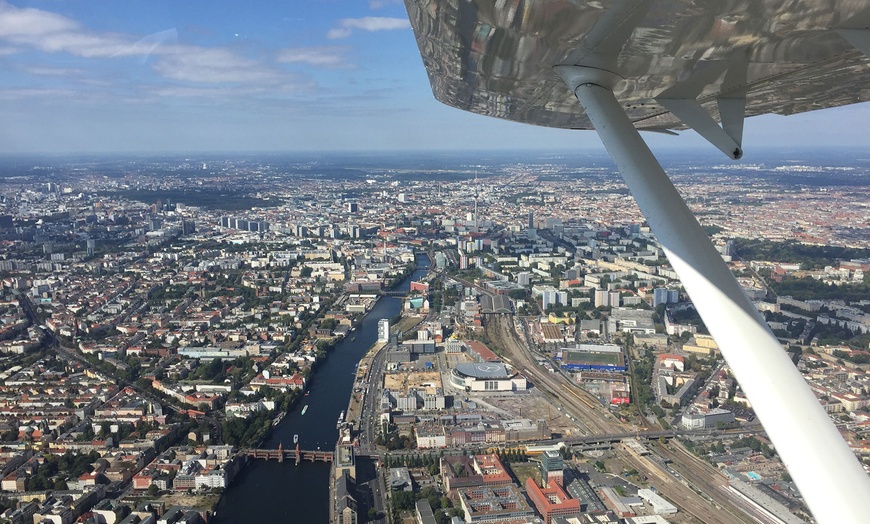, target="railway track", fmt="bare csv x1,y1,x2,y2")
485,315,624,435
